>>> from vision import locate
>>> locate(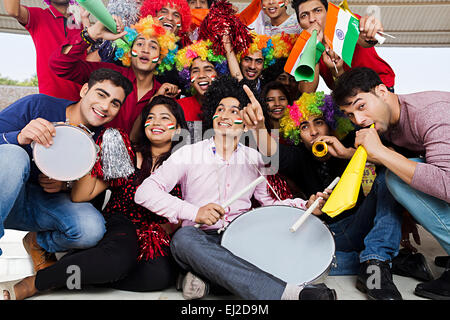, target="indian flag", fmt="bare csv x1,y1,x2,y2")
284,30,324,82
324,2,360,67
237,0,267,35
